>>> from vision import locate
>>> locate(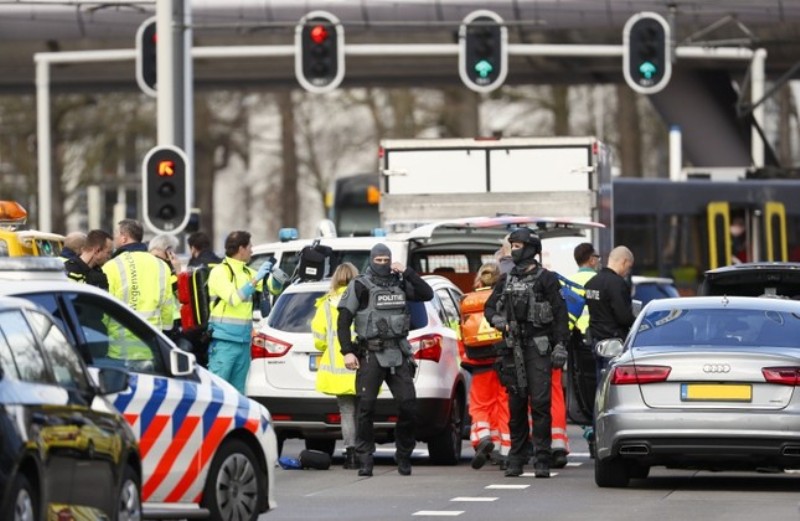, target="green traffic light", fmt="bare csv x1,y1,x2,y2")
474,59,494,78
638,61,658,80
